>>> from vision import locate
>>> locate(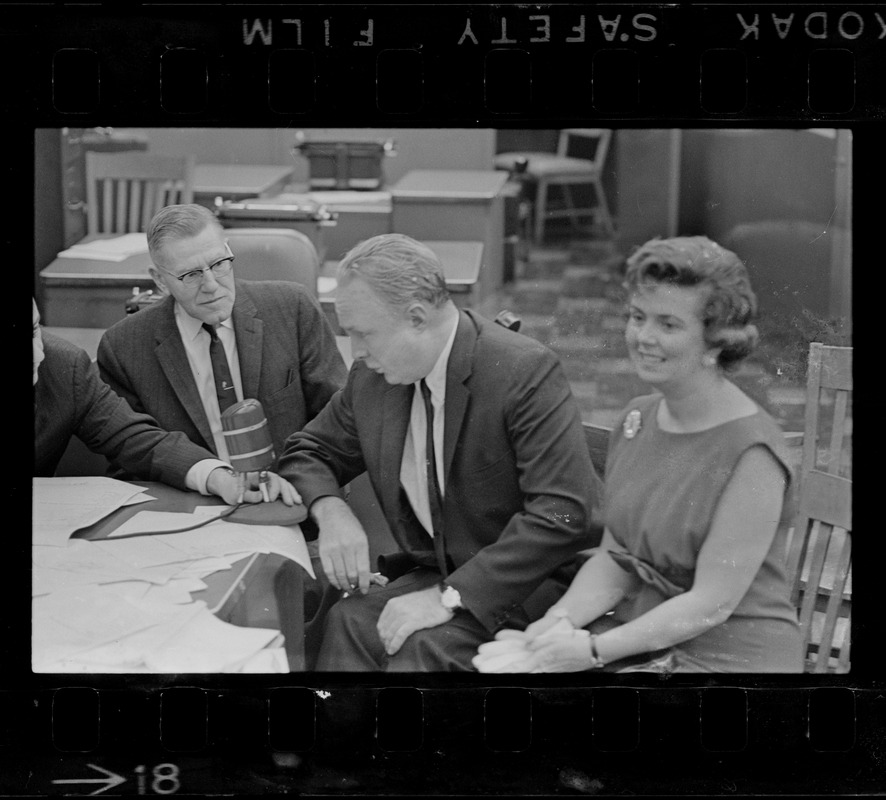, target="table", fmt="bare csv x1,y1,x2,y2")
193,164,295,207
390,170,508,303
39,235,155,328
33,480,304,670
72,481,269,621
